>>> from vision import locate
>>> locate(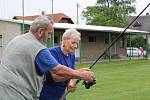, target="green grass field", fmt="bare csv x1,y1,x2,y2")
67,60,150,100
